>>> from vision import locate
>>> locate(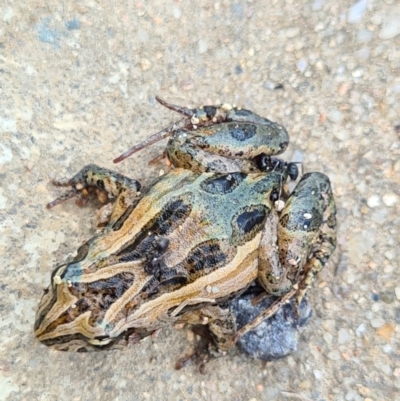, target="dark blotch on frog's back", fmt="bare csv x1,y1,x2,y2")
76,272,135,310
231,205,268,246
149,198,192,235
117,197,191,262
228,123,257,142
186,240,227,274
236,207,267,233
200,172,246,194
